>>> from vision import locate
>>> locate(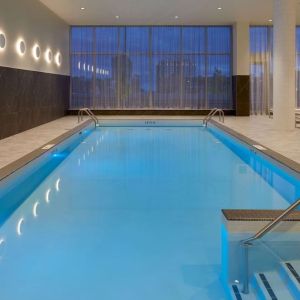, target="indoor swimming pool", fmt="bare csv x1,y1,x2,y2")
0,122,297,300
